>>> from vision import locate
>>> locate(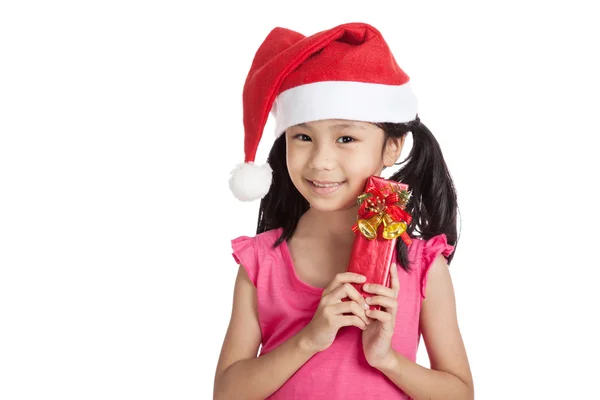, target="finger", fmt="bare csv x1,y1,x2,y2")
366,309,393,323
322,272,366,297
328,283,369,311
338,315,367,330
365,295,396,310
390,262,400,294
330,301,370,325
337,282,369,306
363,282,395,299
